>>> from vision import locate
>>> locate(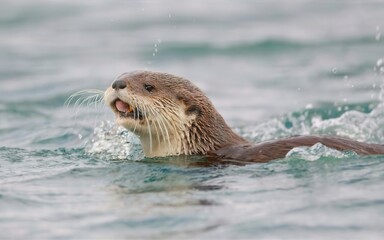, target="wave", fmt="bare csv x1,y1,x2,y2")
0,146,93,184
